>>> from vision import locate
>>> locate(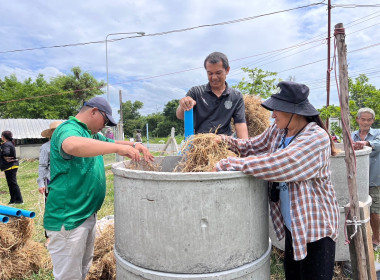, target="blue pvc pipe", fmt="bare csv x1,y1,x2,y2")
0,214,9,223
20,209,36,218
184,108,194,139
0,205,22,217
